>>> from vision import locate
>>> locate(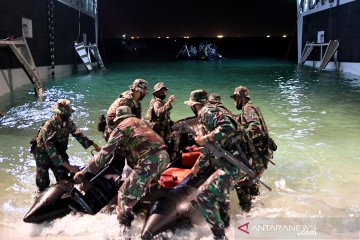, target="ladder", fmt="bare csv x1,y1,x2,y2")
299,40,340,71
176,45,190,59
319,40,339,70
74,42,105,71
0,36,44,96
298,43,314,67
